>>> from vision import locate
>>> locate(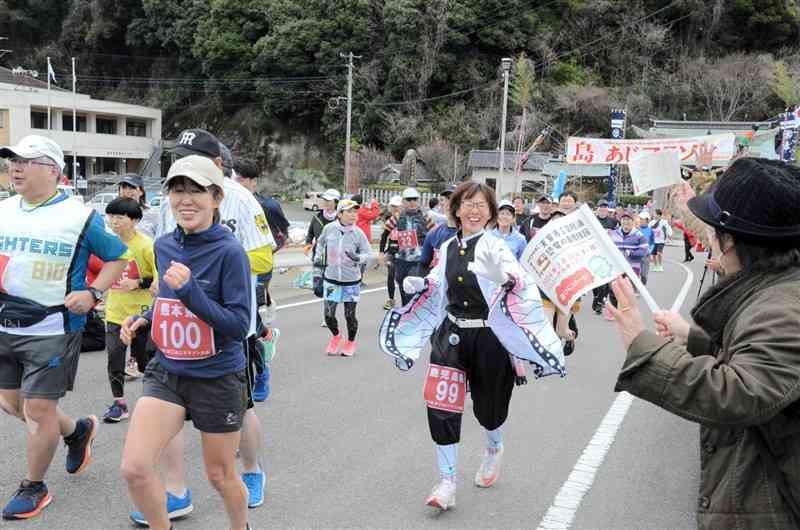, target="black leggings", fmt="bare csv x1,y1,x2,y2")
386,260,396,299
106,322,150,398
324,301,358,341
